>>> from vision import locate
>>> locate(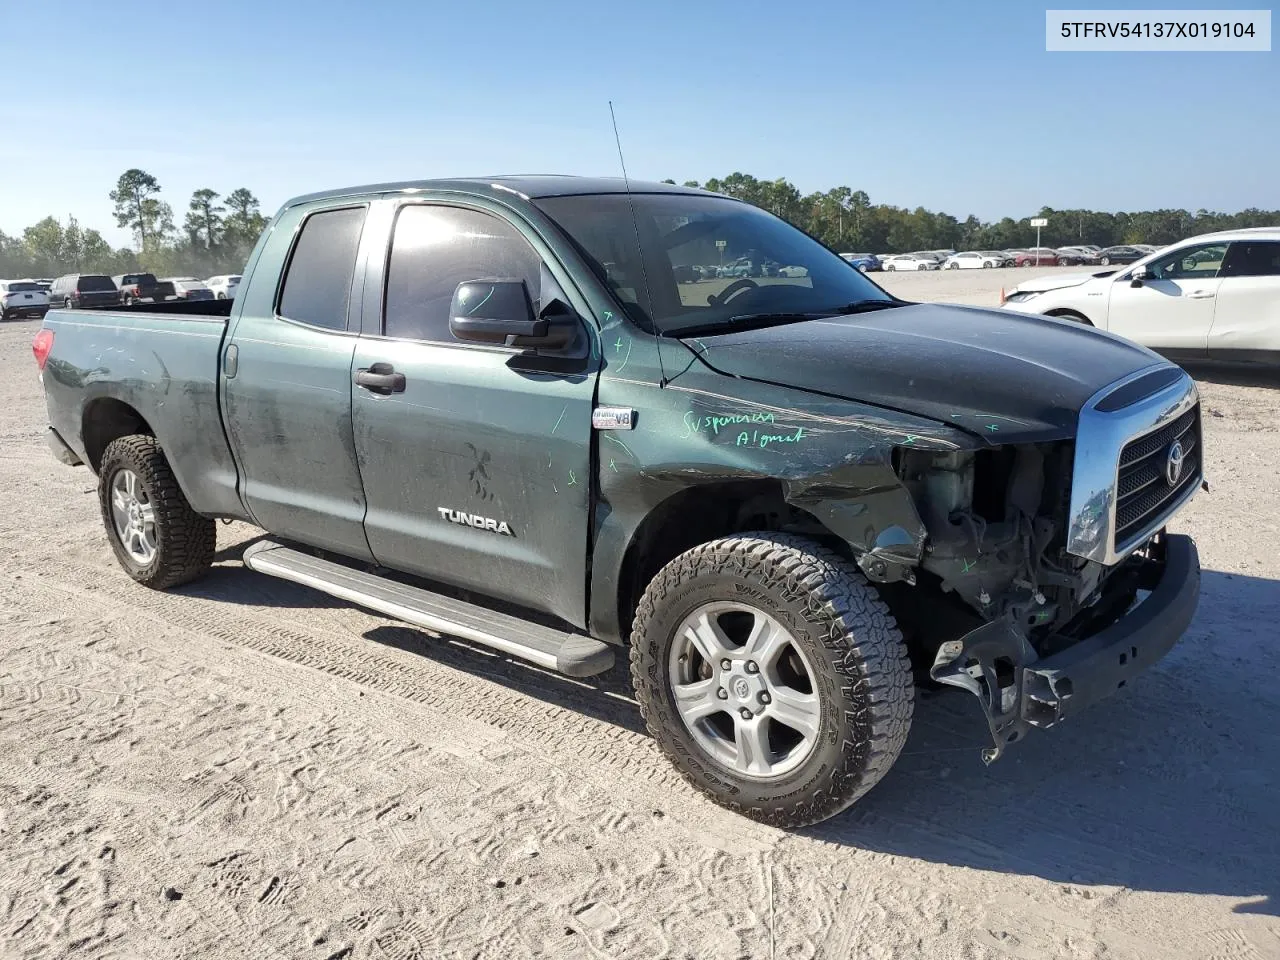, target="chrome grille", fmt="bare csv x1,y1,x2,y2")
1067,365,1202,566
1114,407,1201,549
